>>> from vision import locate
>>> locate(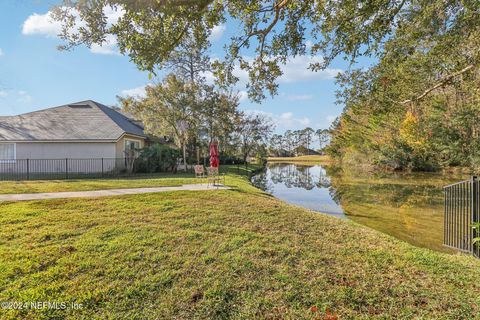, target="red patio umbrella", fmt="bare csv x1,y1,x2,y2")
209,141,219,168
